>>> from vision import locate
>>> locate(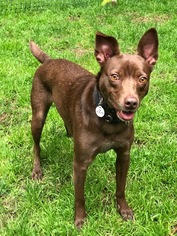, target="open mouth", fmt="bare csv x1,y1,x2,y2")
117,110,135,121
